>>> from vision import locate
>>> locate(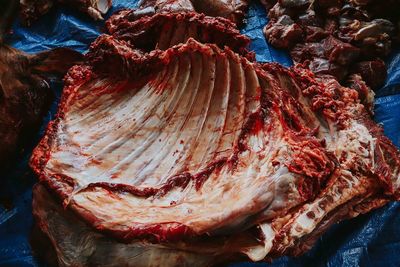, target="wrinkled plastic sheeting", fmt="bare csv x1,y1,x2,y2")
0,1,399,267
